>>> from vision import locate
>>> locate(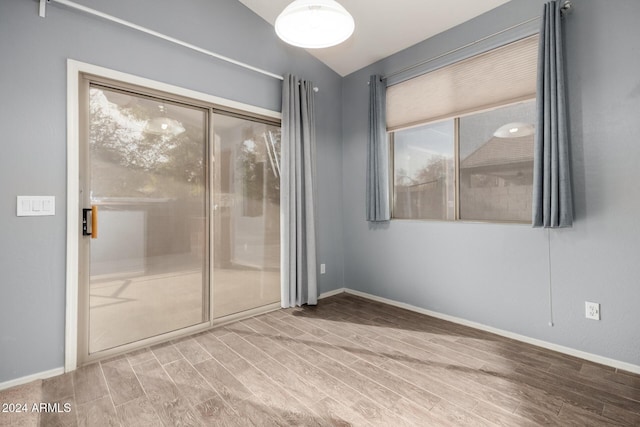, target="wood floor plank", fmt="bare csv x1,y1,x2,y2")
76,395,118,427
602,402,640,425
252,343,371,415
0,381,42,426
223,320,256,335
100,357,144,407
42,372,74,402
125,347,155,366
472,400,540,427
223,395,288,427
194,395,249,427
296,329,367,366
258,313,307,338
131,358,200,426
254,357,325,407
241,316,284,337
286,336,406,412
486,362,606,415
425,335,517,371
377,359,479,411
429,400,496,427
453,335,553,371
387,397,443,426
277,312,332,338
290,318,384,366
225,357,327,426
514,401,563,426
217,332,269,366
581,364,640,390
520,346,584,372
116,396,161,427
401,334,487,369
349,398,414,427
195,332,242,367
6,413,40,427
547,363,640,404
149,342,183,365
312,396,373,427
7,294,640,426
38,396,78,427
513,363,640,414
469,366,564,414
332,321,522,413
348,359,441,410
266,308,290,320
172,337,212,365
297,319,402,366
193,358,253,402
163,358,218,407
381,329,484,370
558,402,628,427
72,363,109,405
230,327,288,361
207,325,233,338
